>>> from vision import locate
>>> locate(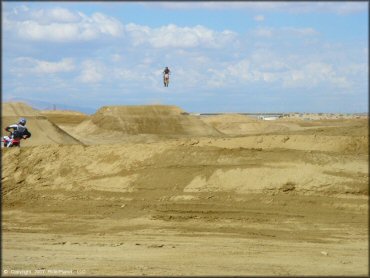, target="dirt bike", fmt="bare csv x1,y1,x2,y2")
1,134,26,148
163,74,170,87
